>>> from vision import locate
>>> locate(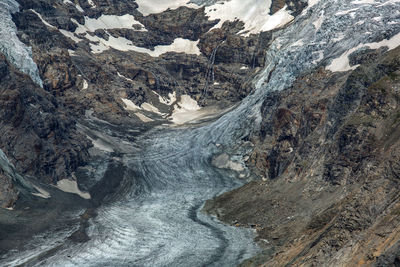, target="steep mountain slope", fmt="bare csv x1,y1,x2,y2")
0,0,299,264
0,0,281,207
206,46,400,266
1,0,400,266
